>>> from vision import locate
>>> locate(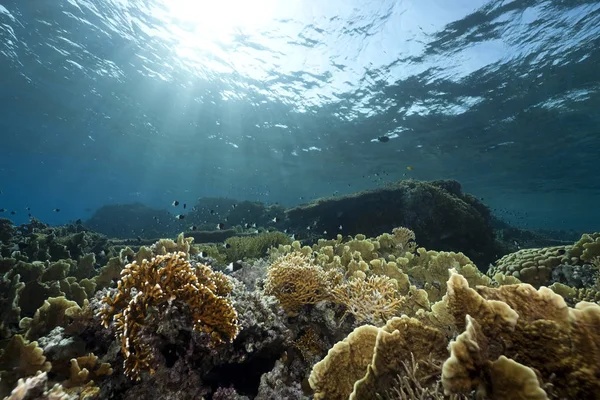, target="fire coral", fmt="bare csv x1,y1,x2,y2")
97,251,240,380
